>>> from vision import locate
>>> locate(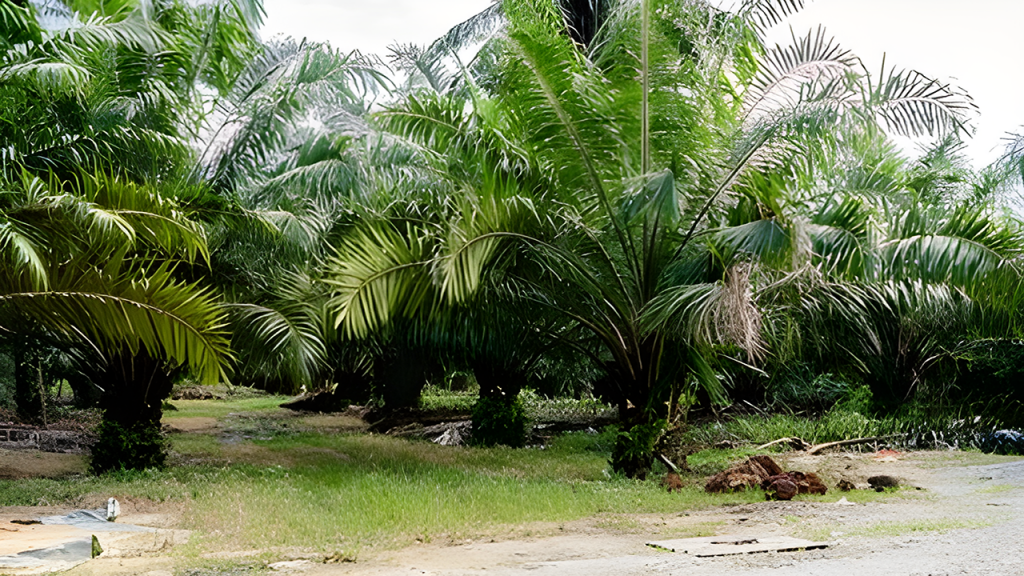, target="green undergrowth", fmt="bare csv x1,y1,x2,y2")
163,396,292,420
0,429,767,559
683,406,1009,451
418,386,618,425
418,384,476,412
